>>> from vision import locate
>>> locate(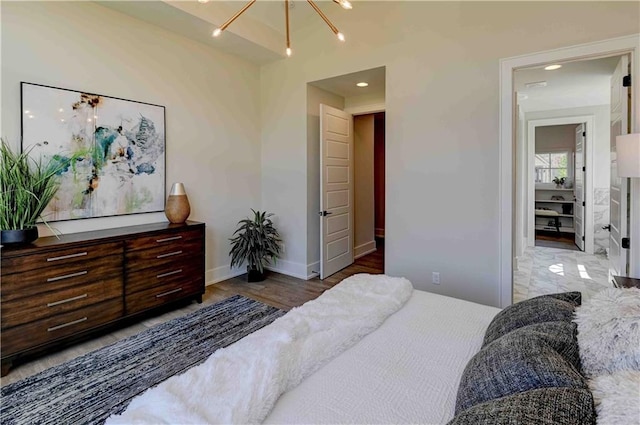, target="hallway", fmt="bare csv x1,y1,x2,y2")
514,246,612,303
